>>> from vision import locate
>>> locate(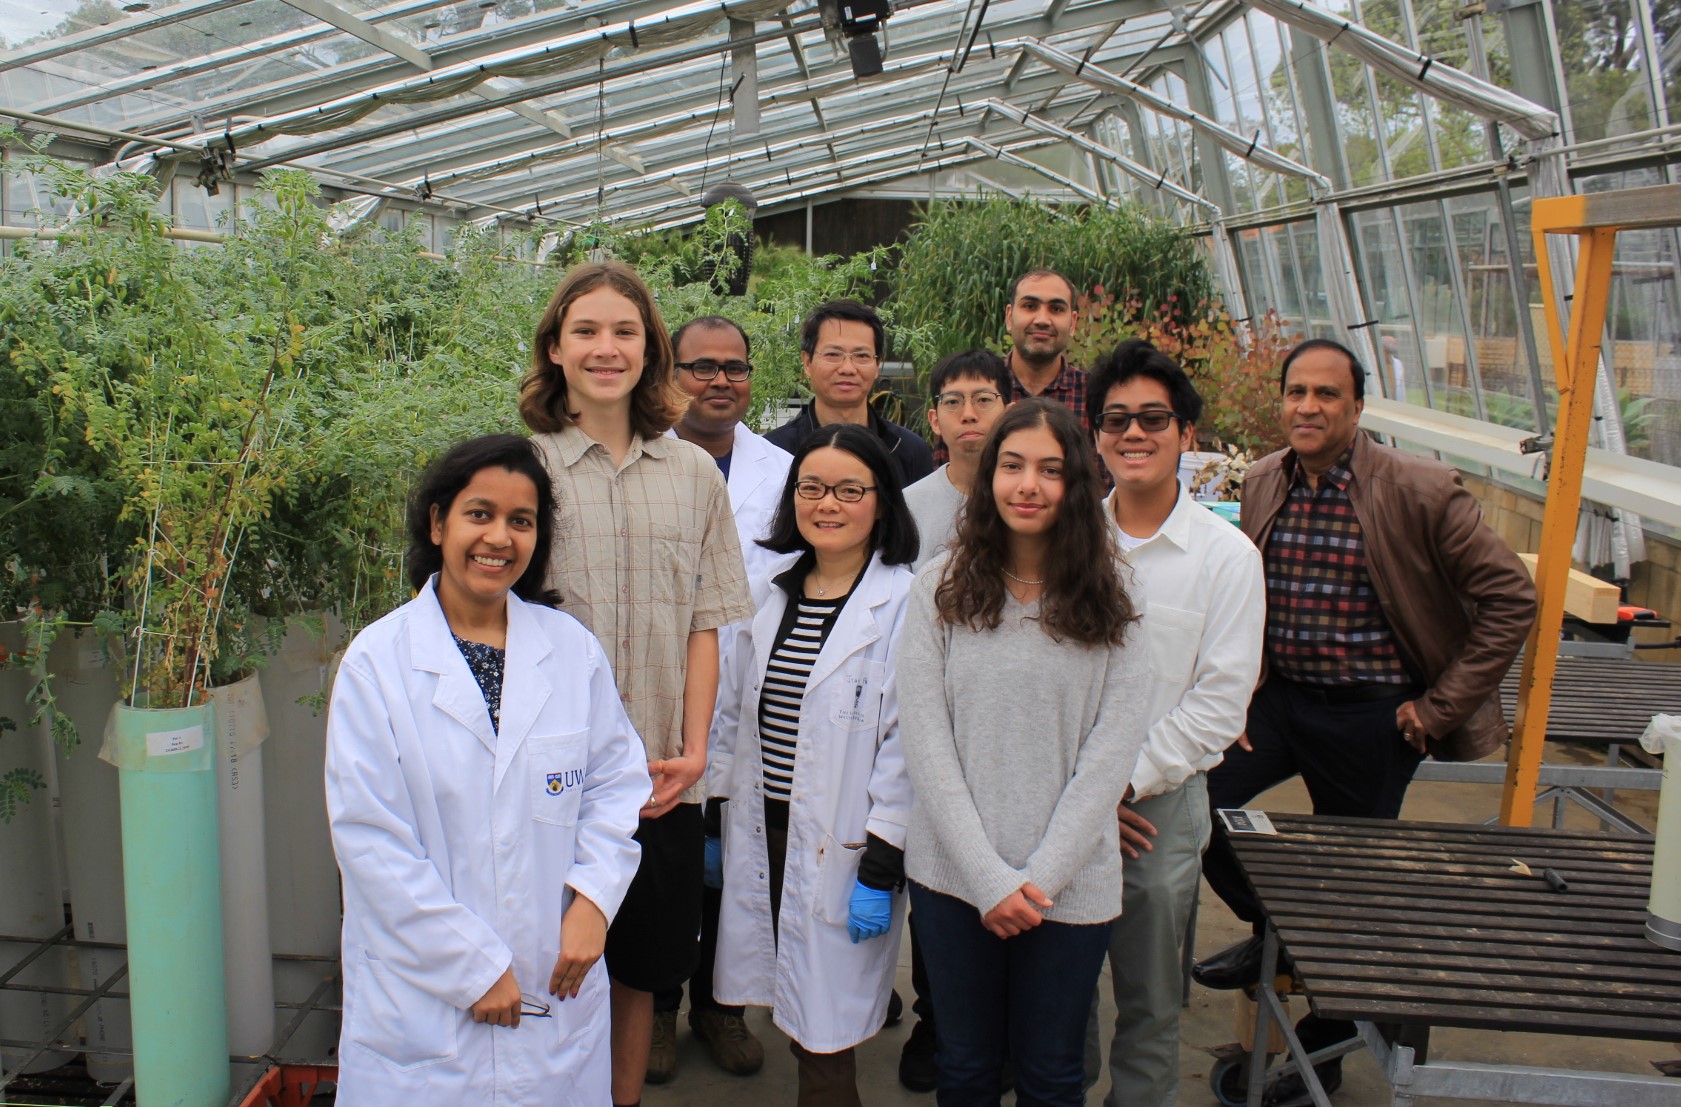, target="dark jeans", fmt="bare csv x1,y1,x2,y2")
1201,676,1426,1052
909,883,1110,1107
